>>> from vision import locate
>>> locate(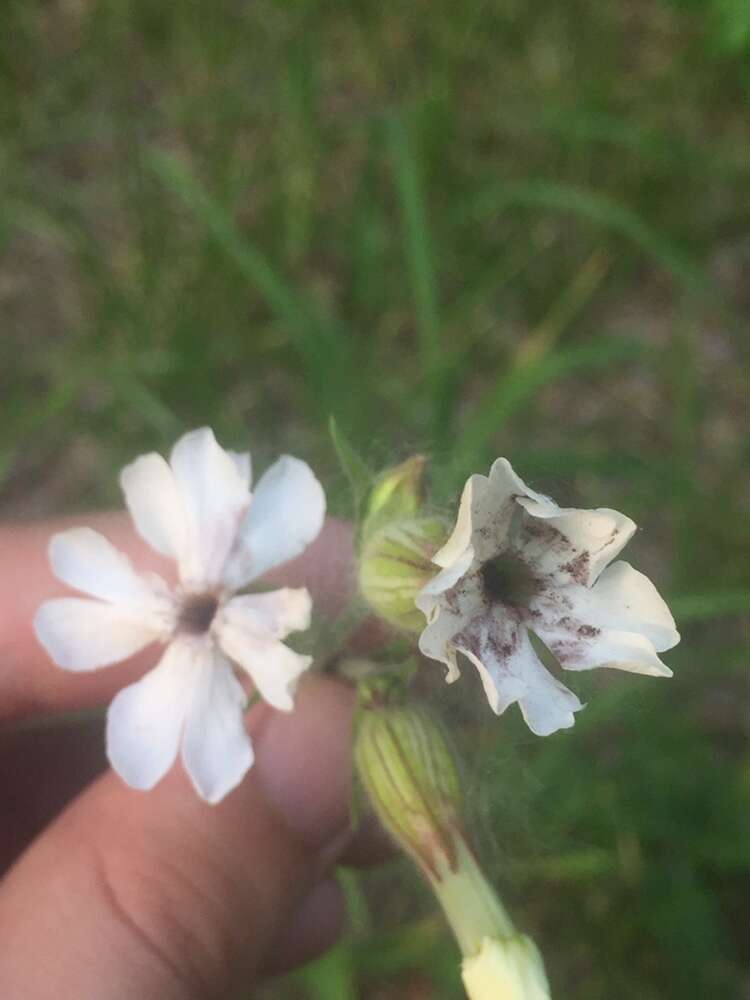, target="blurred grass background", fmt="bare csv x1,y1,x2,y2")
2,1,750,997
